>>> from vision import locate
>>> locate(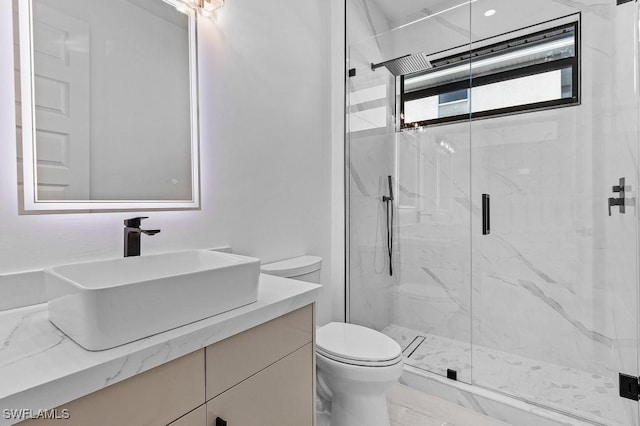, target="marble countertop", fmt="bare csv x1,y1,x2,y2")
0,274,321,426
